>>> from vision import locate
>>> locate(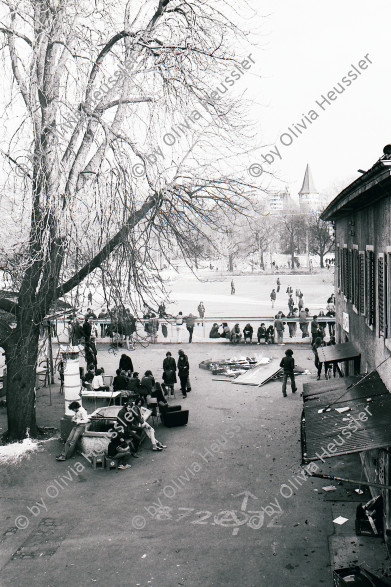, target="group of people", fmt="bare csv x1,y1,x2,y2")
56,348,193,465
112,351,191,400
209,322,276,344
